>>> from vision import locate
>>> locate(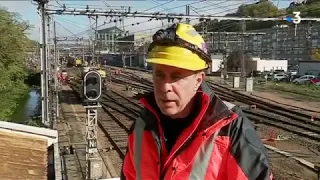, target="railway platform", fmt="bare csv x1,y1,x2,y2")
57,85,86,179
